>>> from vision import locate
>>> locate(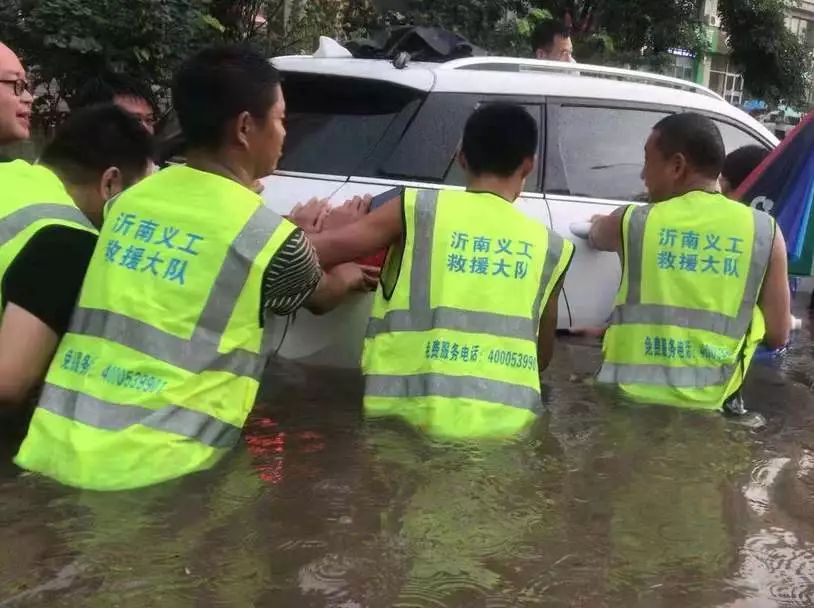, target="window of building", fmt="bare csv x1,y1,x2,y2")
667,54,695,82
786,16,810,43
708,55,744,105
